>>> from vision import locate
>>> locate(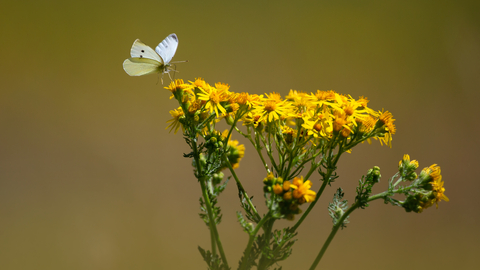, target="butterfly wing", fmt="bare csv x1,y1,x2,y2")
130,39,163,63
155,33,178,64
123,58,163,76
